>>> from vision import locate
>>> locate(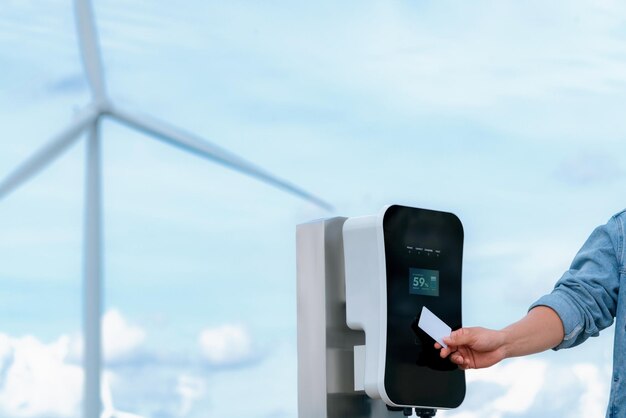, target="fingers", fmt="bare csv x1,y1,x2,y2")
450,353,465,367
438,343,472,369
434,342,448,354
439,346,451,358
444,327,475,347
435,342,458,359
451,353,473,370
